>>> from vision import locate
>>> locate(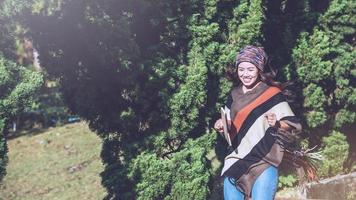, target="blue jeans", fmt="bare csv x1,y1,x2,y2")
224,166,278,200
